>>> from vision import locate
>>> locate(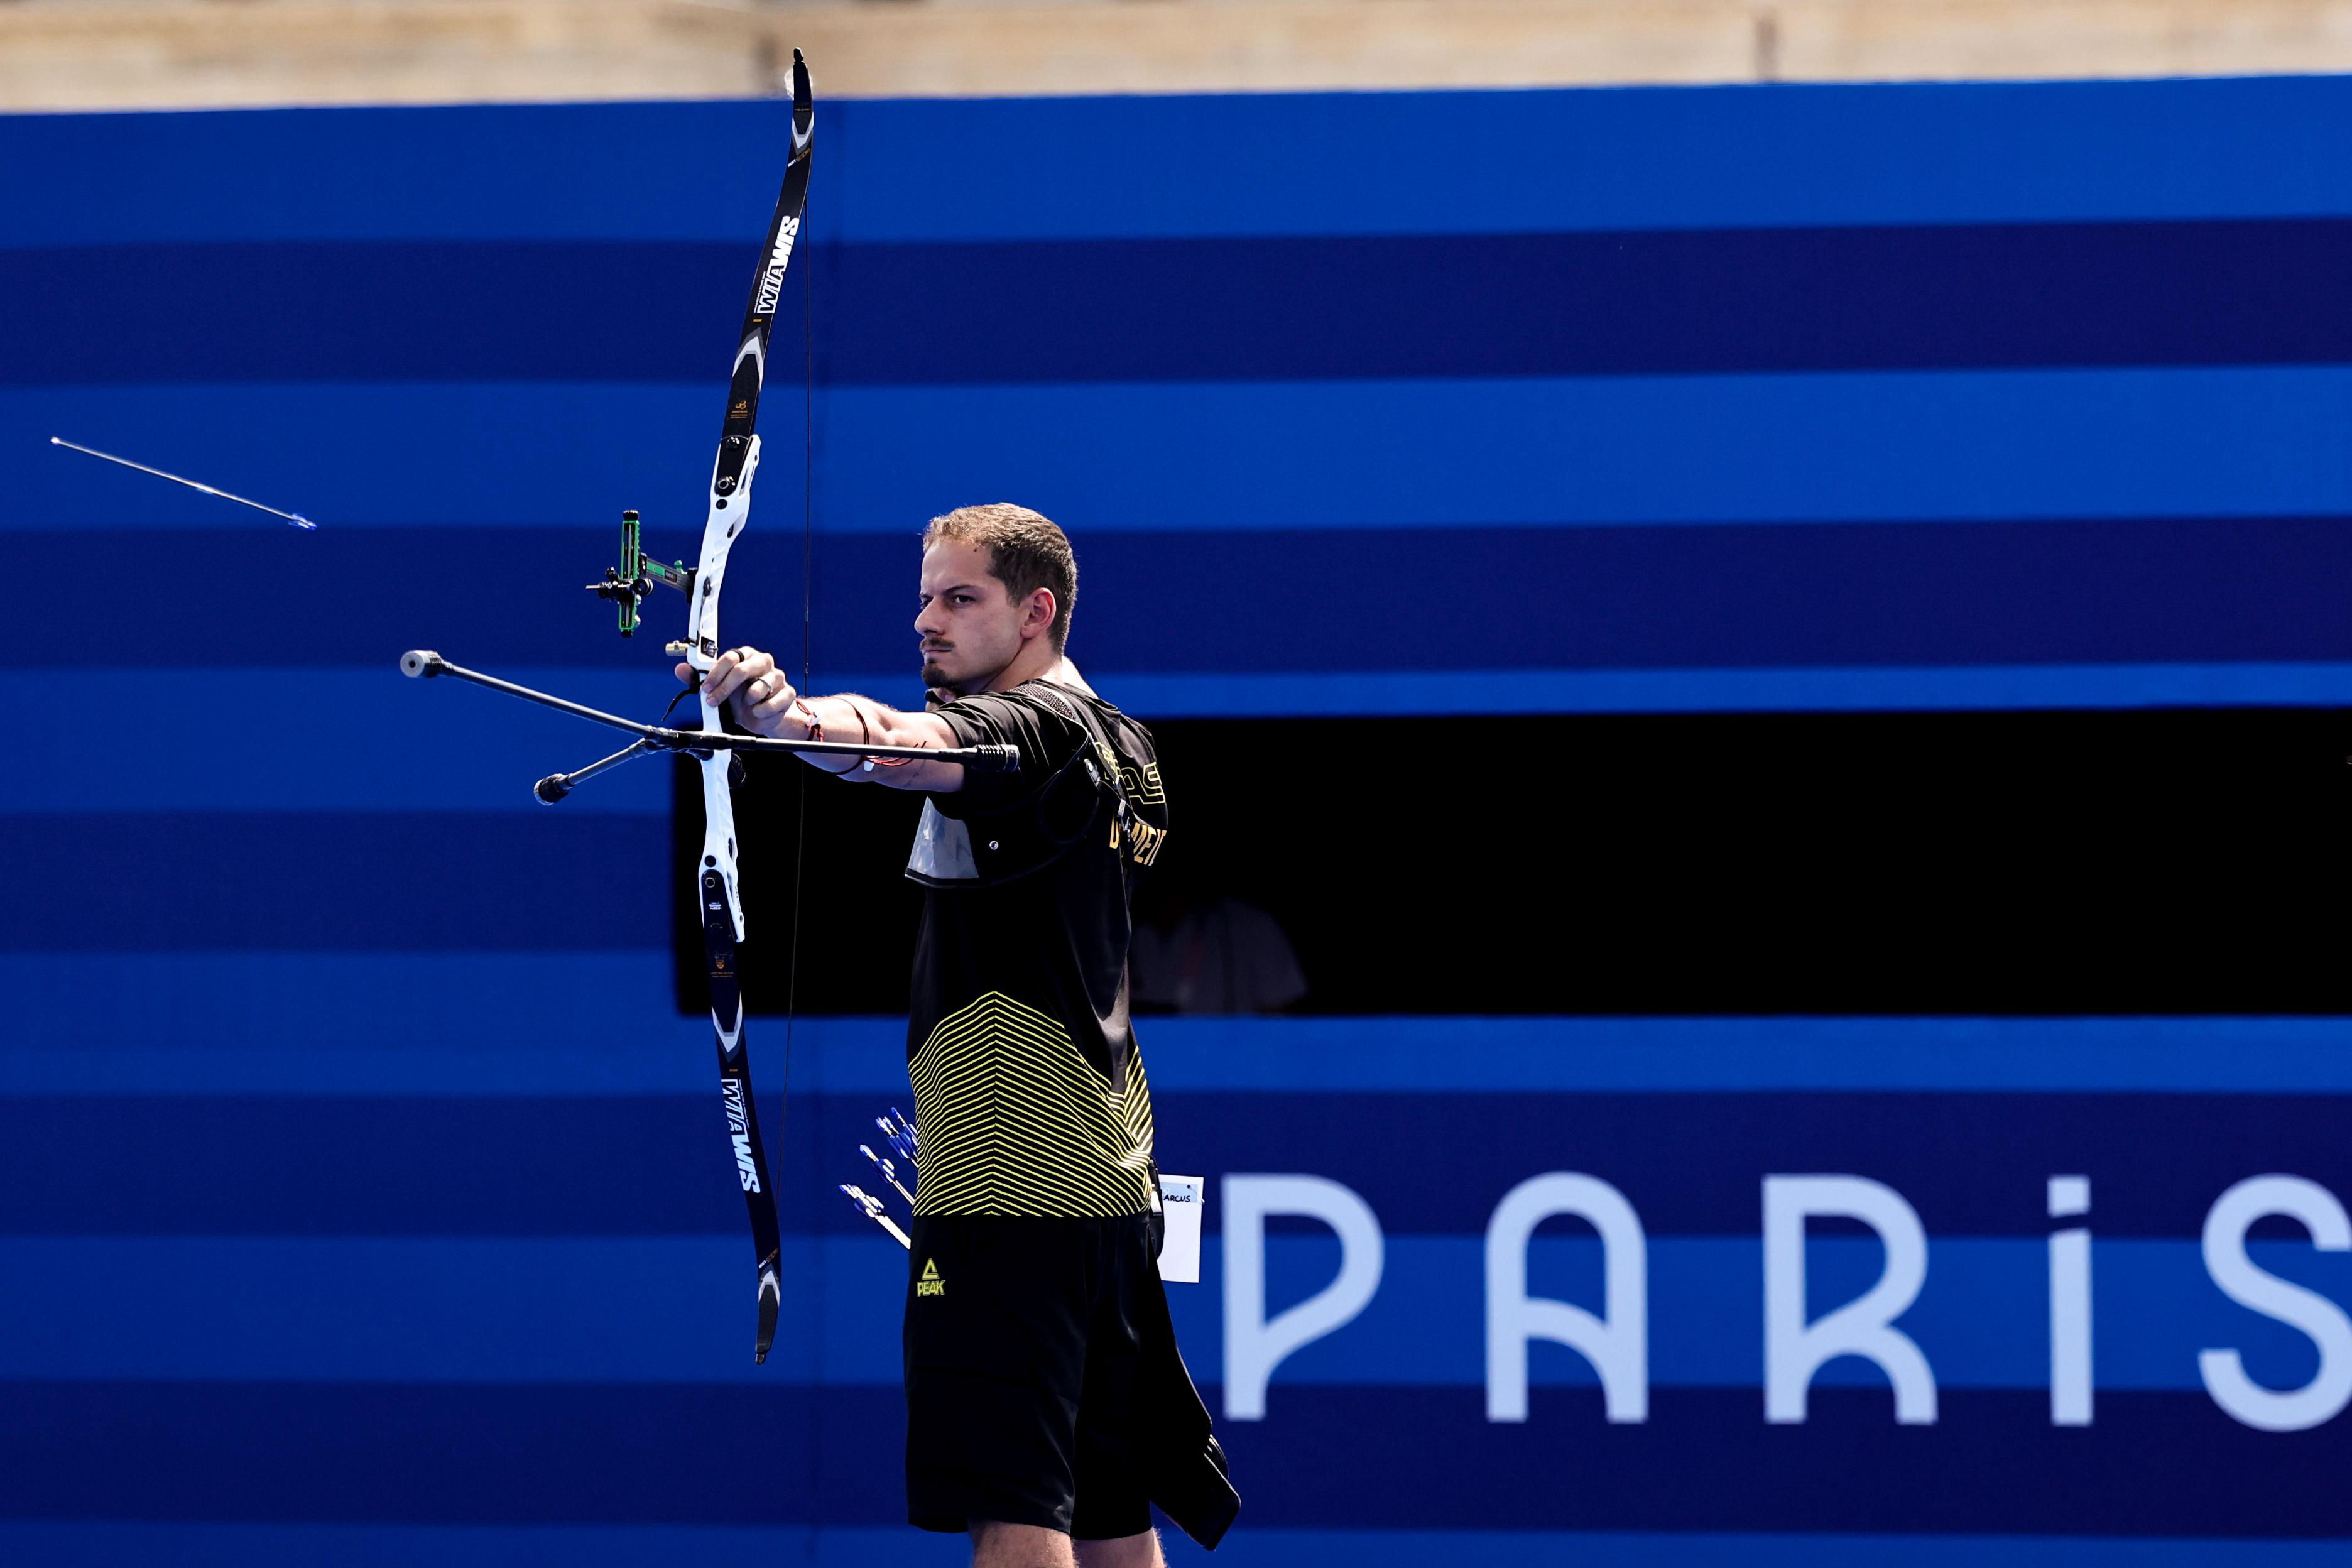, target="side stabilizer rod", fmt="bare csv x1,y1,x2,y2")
535,738,660,804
